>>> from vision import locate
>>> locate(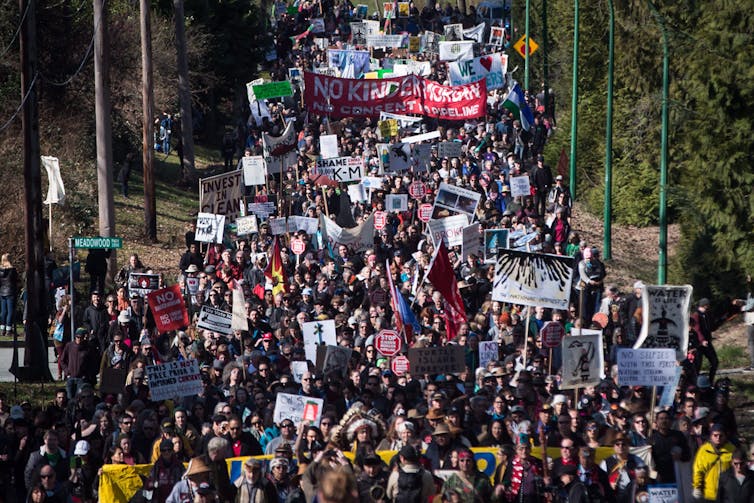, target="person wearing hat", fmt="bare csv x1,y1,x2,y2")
234,458,277,503
356,453,388,502
598,432,646,501
691,297,720,383
60,327,98,400
67,439,97,503
145,438,185,502
386,444,436,503
557,462,590,503
692,423,735,502
424,423,464,471
166,456,212,502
